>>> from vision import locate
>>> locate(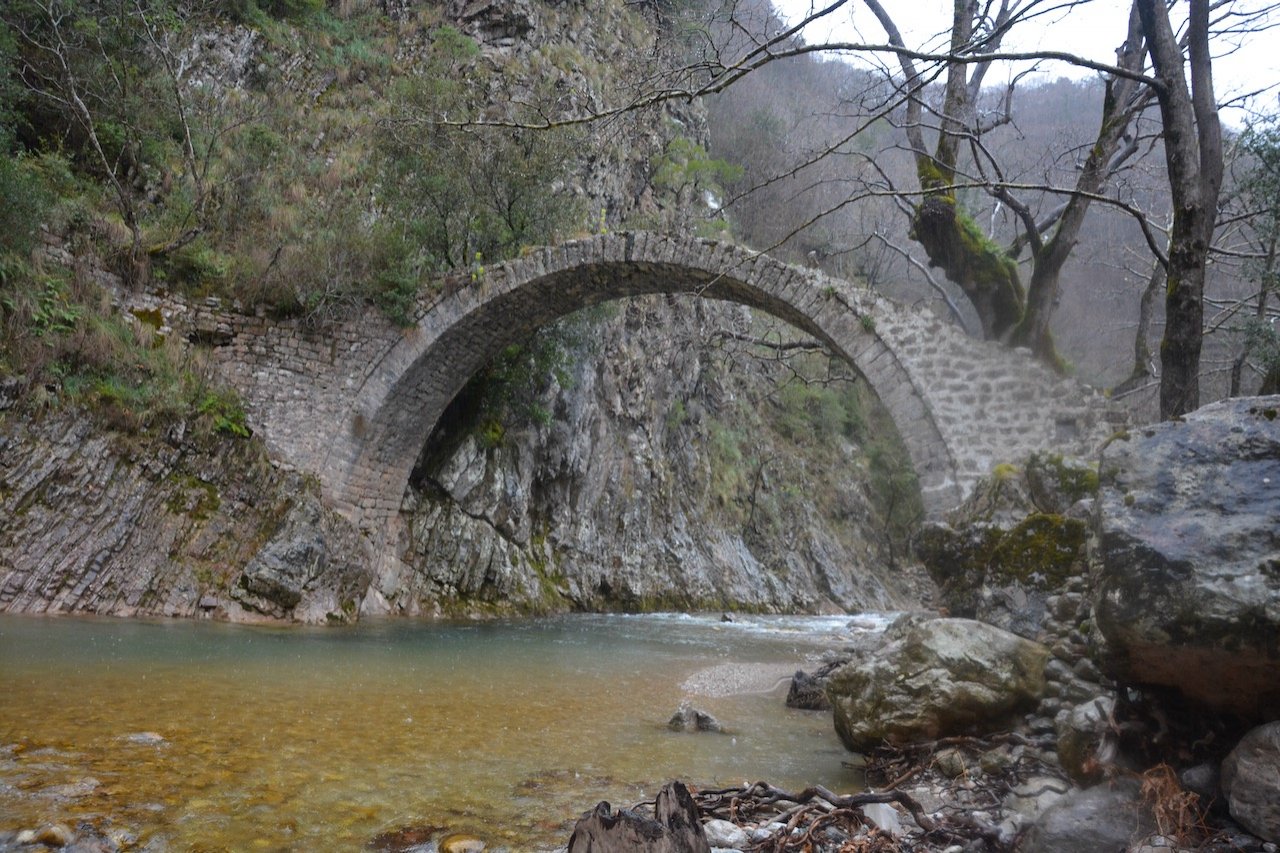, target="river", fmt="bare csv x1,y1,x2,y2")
0,612,885,850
